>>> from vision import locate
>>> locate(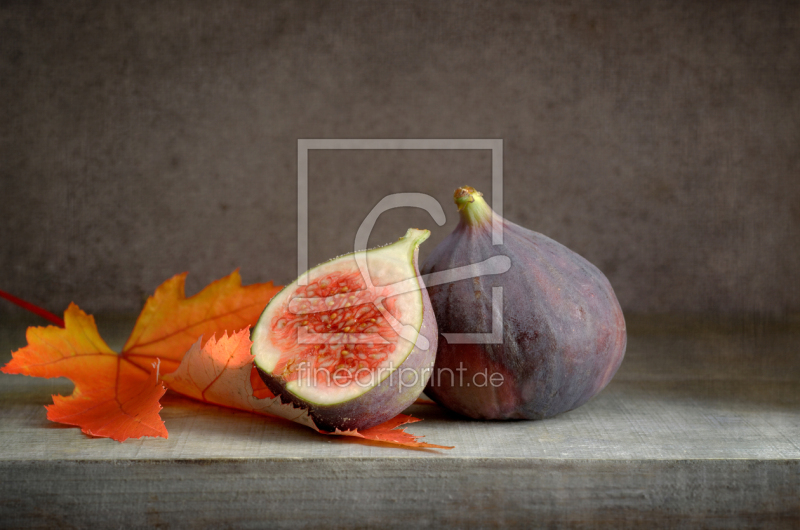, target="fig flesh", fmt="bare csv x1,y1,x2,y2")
252,228,437,431
422,187,626,420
